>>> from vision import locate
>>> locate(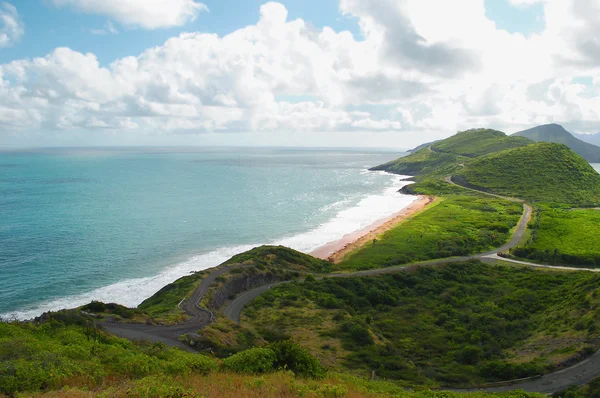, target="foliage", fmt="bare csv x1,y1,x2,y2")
269,339,326,379
337,196,522,270
456,143,600,205
138,270,208,321
514,123,600,163
431,128,533,158
371,129,531,178
371,147,464,178
222,347,277,374
25,371,547,398
224,245,332,273
0,316,218,395
244,261,600,387
511,206,600,267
